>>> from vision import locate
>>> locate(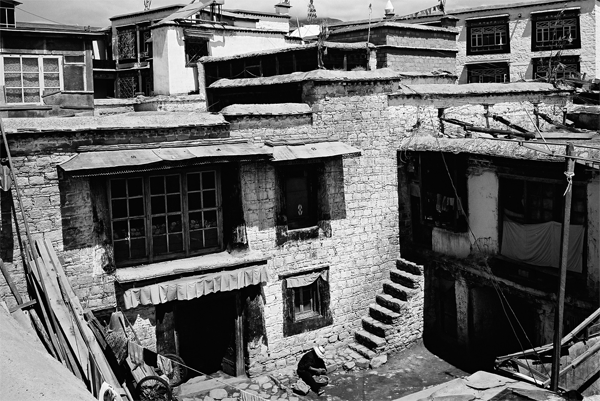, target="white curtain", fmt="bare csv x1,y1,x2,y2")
285,269,329,289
